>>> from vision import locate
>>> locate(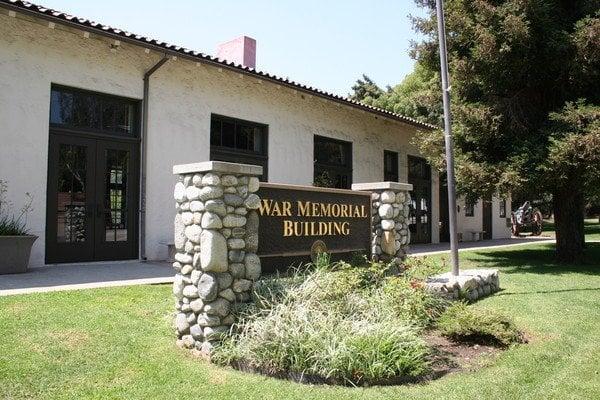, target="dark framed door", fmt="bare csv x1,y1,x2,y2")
46,133,139,263
94,139,139,261
439,172,450,242
46,134,97,263
482,197,493,240
408,156,432,244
